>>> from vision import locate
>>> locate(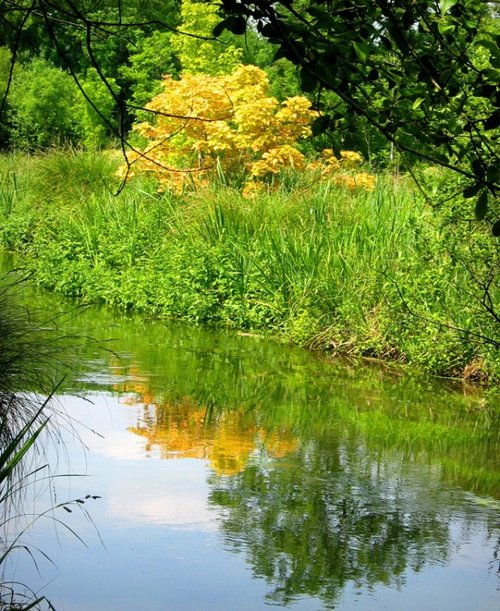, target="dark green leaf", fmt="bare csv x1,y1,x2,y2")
486,166,500,184
300,68,318,93
463,182,481,198
492,220,500,237
227,16,246,36
474,191,488,221
212,19,232,38
311,115,331,137
471,158,485,179
484,109,500,130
